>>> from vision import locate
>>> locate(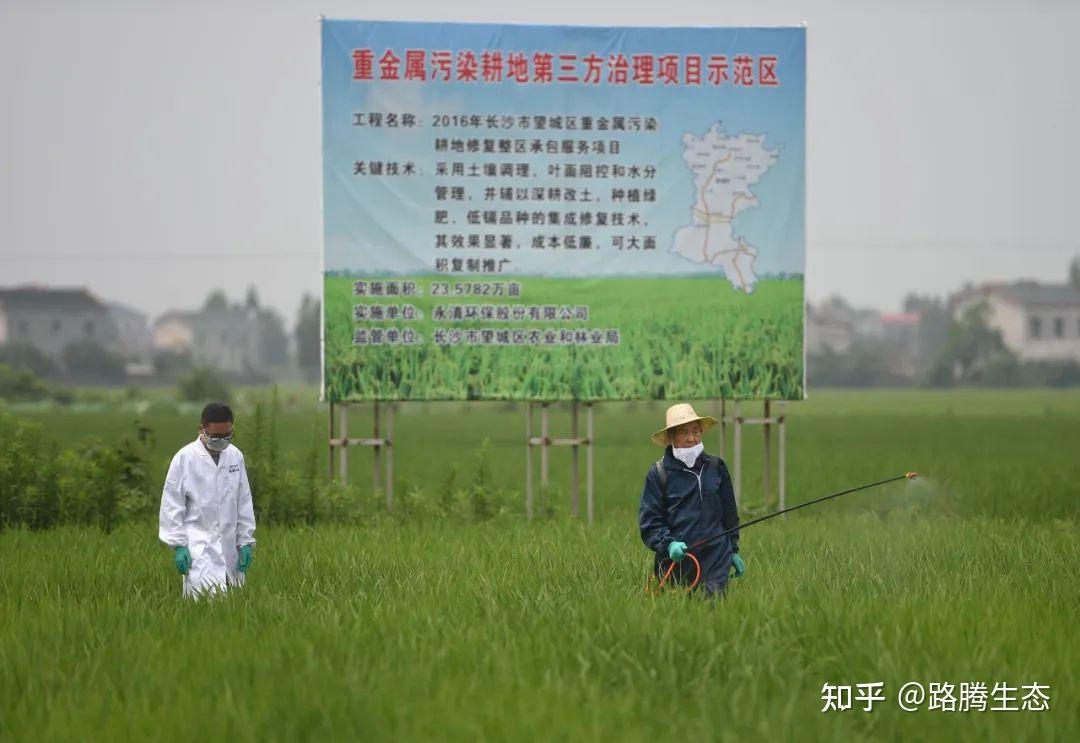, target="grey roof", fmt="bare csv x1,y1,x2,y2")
107,301,148,320
153,306,259,328
987,282,1080,308
154,310,198,326
0,286,105,311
